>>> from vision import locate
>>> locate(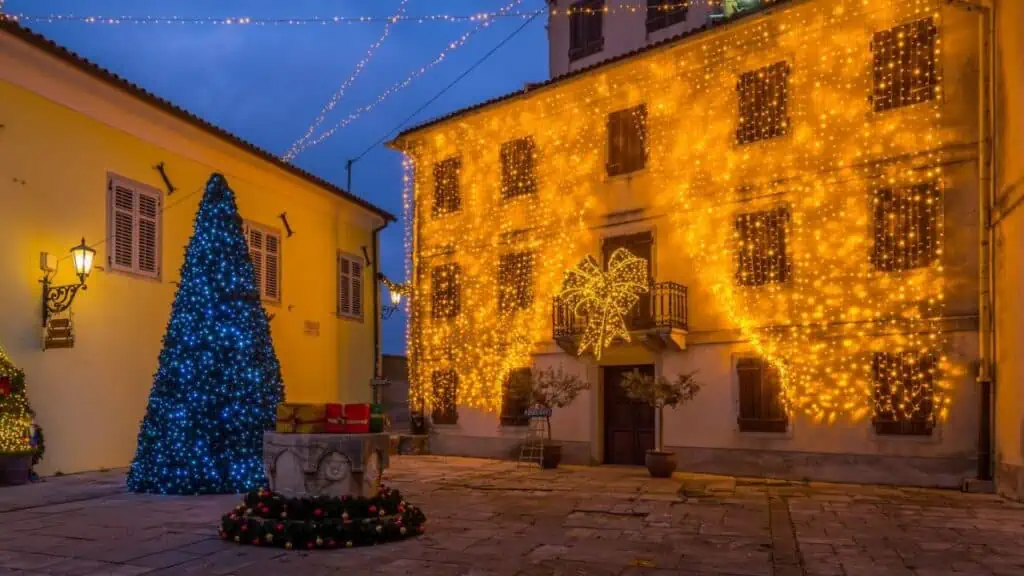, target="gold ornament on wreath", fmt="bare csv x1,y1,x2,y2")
557,248,649,360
